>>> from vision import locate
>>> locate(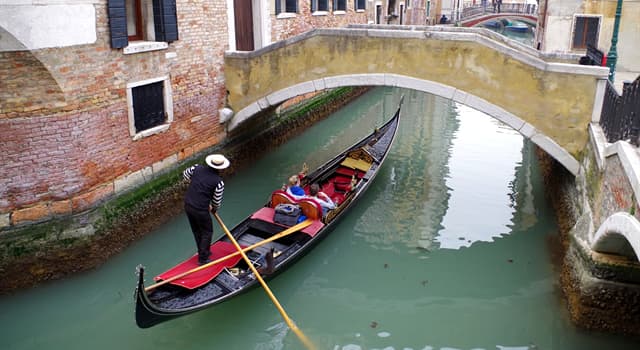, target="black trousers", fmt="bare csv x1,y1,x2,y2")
185,204,213,263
